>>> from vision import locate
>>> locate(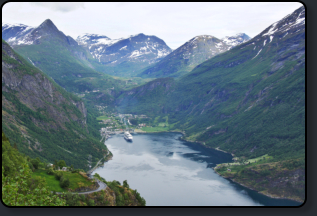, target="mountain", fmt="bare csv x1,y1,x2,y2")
2,23,35,43
118,6,305,159
138,33,250,78
116,77,177,114
221,33,250,48
76,33,172,77
1,19,142,106
3,19,80,48
115,6,305,201
2,39,110,170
